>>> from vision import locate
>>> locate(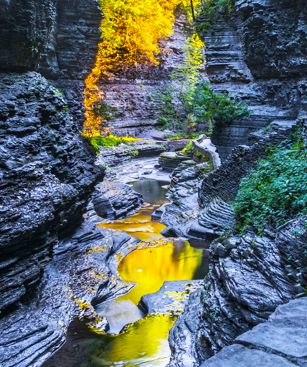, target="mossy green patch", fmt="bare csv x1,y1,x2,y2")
90,134,139,152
